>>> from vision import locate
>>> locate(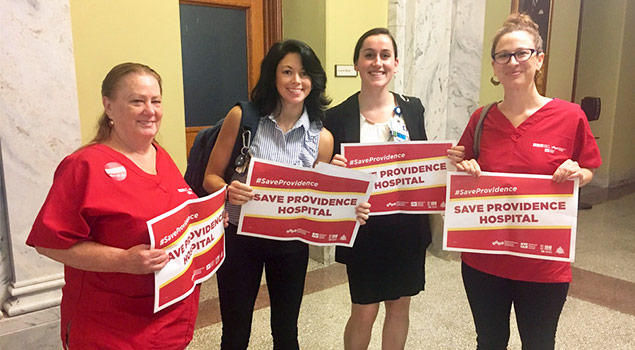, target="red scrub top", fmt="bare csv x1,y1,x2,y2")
27,143,199,350
458,98,602,283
